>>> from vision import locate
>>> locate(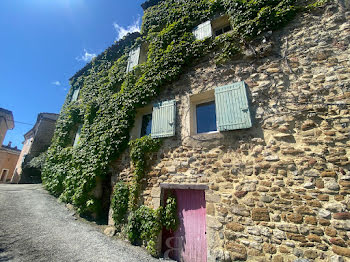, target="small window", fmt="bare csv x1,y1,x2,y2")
215,25,231,37
211,15,231,37
140,113,152,137
196,101,217,134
